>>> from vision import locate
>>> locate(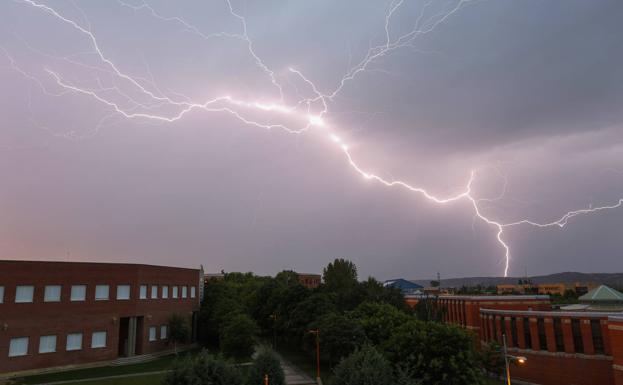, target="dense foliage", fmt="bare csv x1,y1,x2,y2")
246,348,285,385
164,351,243,385
332,345,395,385
198,258,490,385
167,313,190,353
